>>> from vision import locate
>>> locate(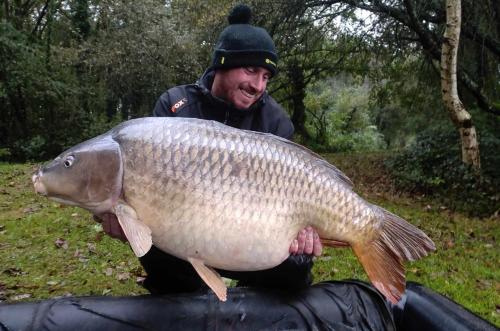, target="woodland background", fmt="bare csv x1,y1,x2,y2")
0,0,499,325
